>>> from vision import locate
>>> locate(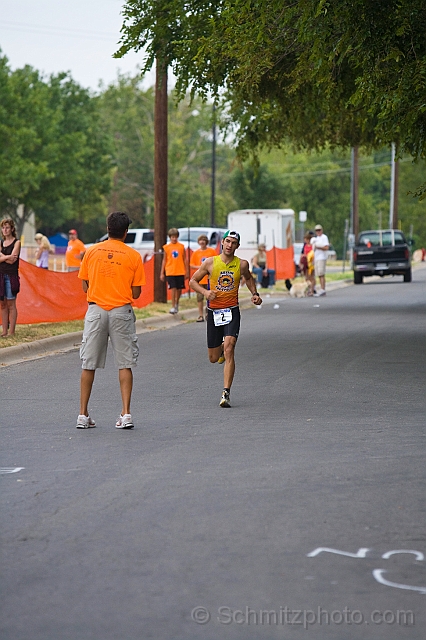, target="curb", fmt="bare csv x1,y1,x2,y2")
0,311,198,367
0,280,351,367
